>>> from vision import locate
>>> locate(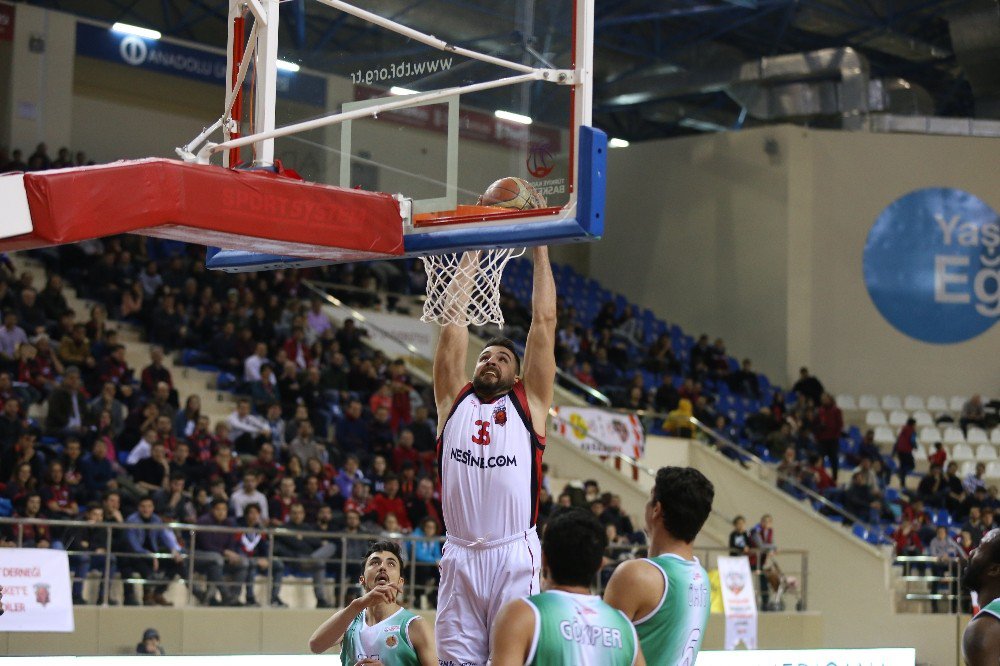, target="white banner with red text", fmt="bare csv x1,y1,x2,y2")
0,548,74,631
552,406,645,459
717,556,758,650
